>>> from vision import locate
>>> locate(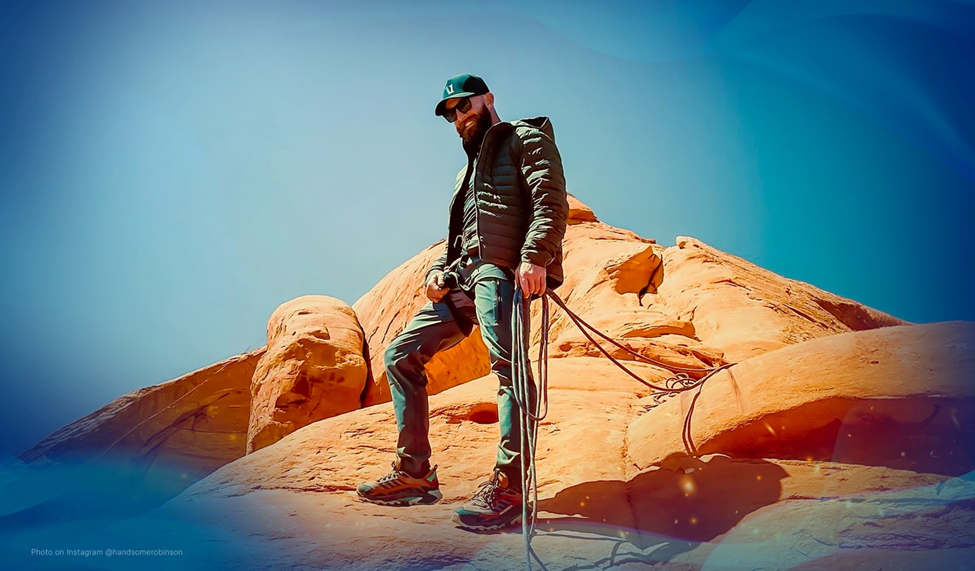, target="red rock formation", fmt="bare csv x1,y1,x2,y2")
19,349,262,480
353,195,906,410
247,295,369,453
121,320,974,569
626,321,975,475
15,194,971,570
540,198,905,369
